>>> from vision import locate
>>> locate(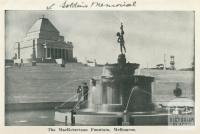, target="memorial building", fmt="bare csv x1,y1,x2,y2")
14,17,73,63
